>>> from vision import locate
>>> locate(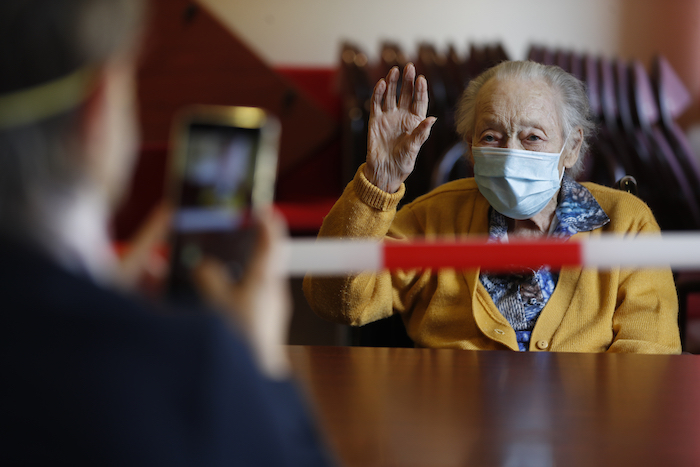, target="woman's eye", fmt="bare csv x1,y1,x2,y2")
526,135,542,142
483,135,496,142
